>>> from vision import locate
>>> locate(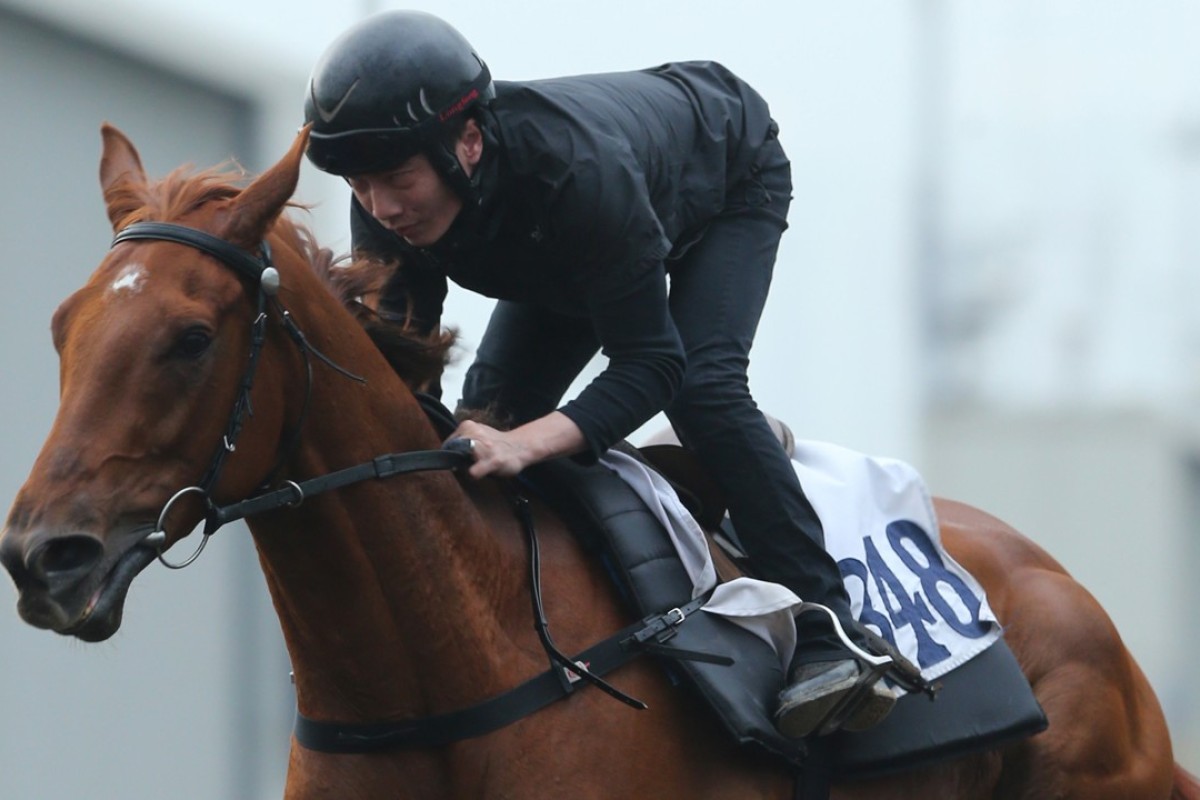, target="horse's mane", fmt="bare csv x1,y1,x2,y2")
310,251,457,393
108,164,455,391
